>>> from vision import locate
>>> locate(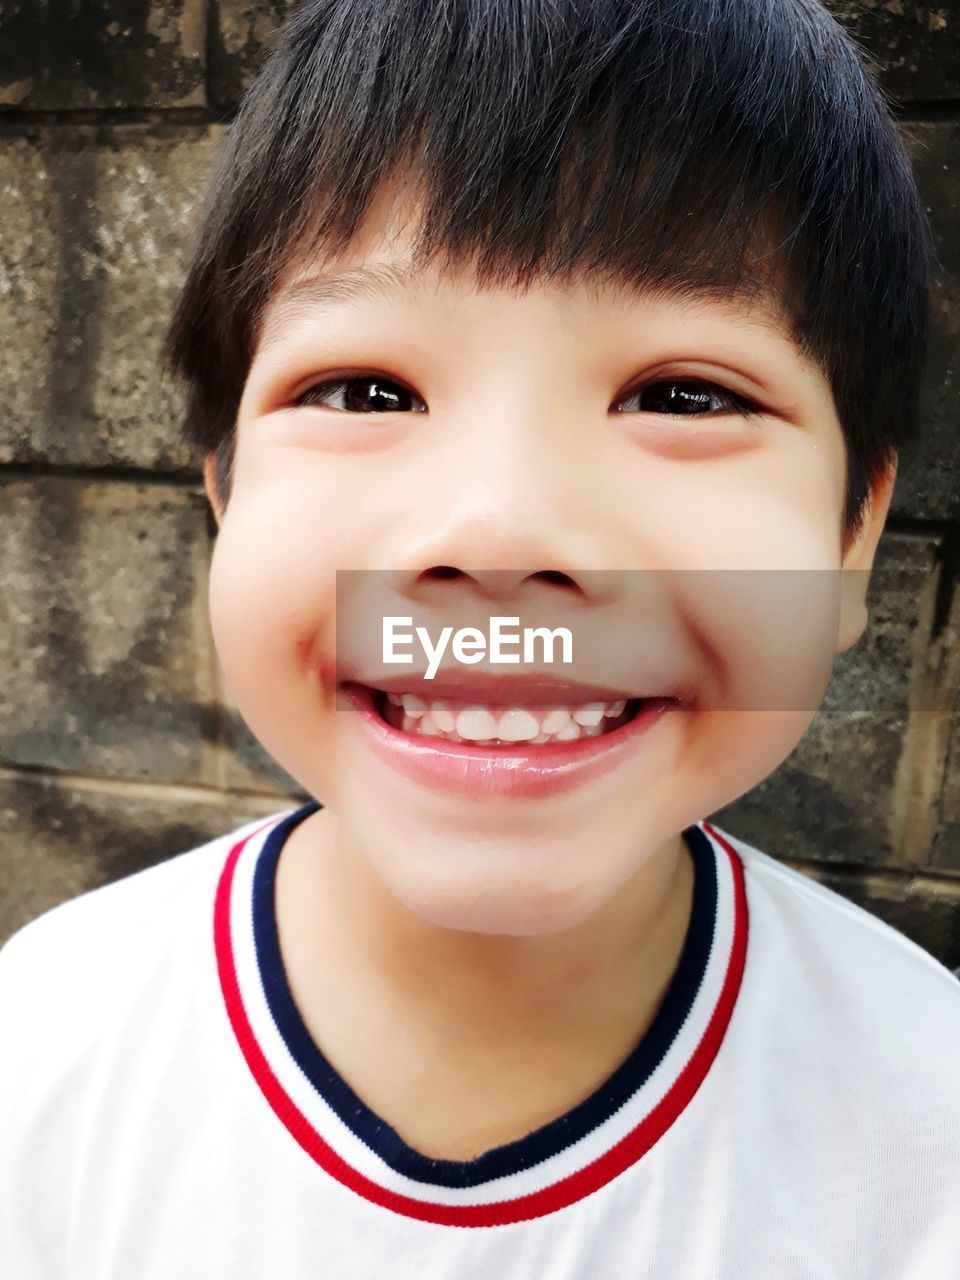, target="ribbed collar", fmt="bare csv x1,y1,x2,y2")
214,800,748,1226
